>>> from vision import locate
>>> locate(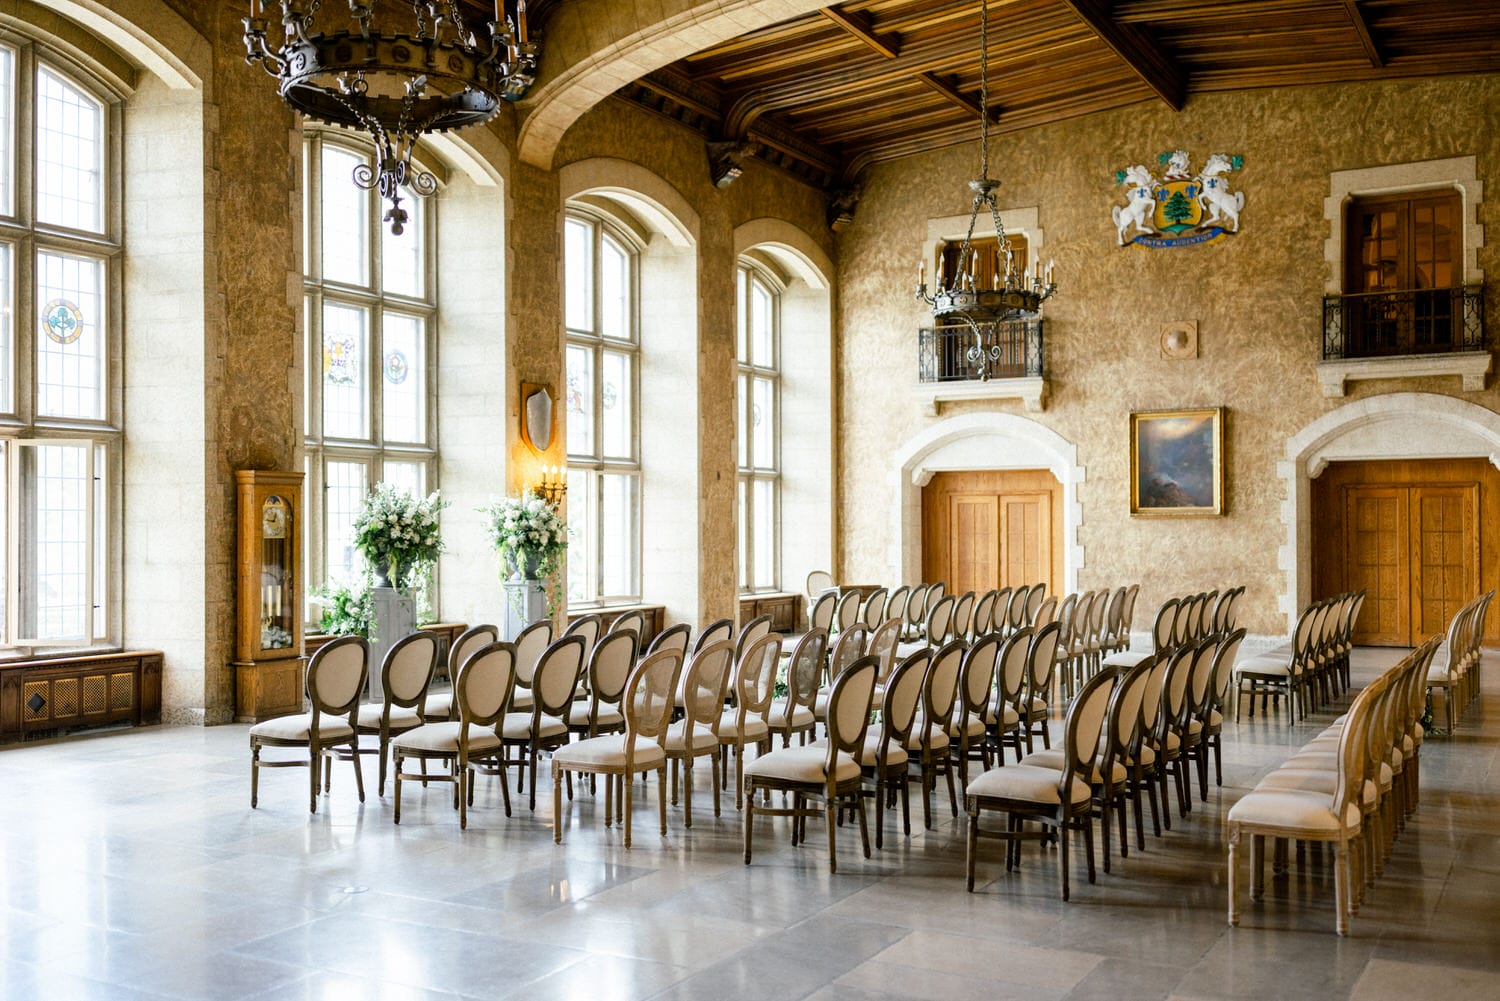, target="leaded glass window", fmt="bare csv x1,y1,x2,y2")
737,263,780,593
303,134,437,597
564,212,640,606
